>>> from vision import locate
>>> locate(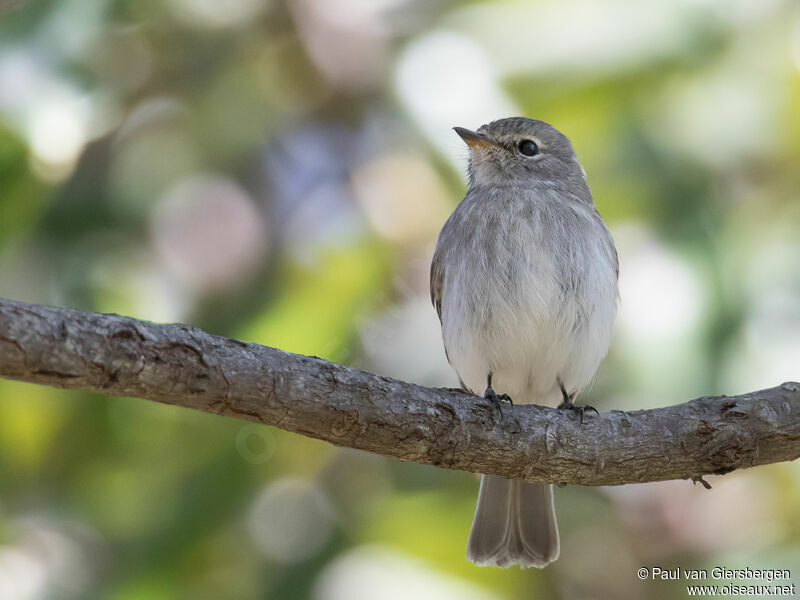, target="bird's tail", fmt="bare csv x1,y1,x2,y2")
466,474,559,568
